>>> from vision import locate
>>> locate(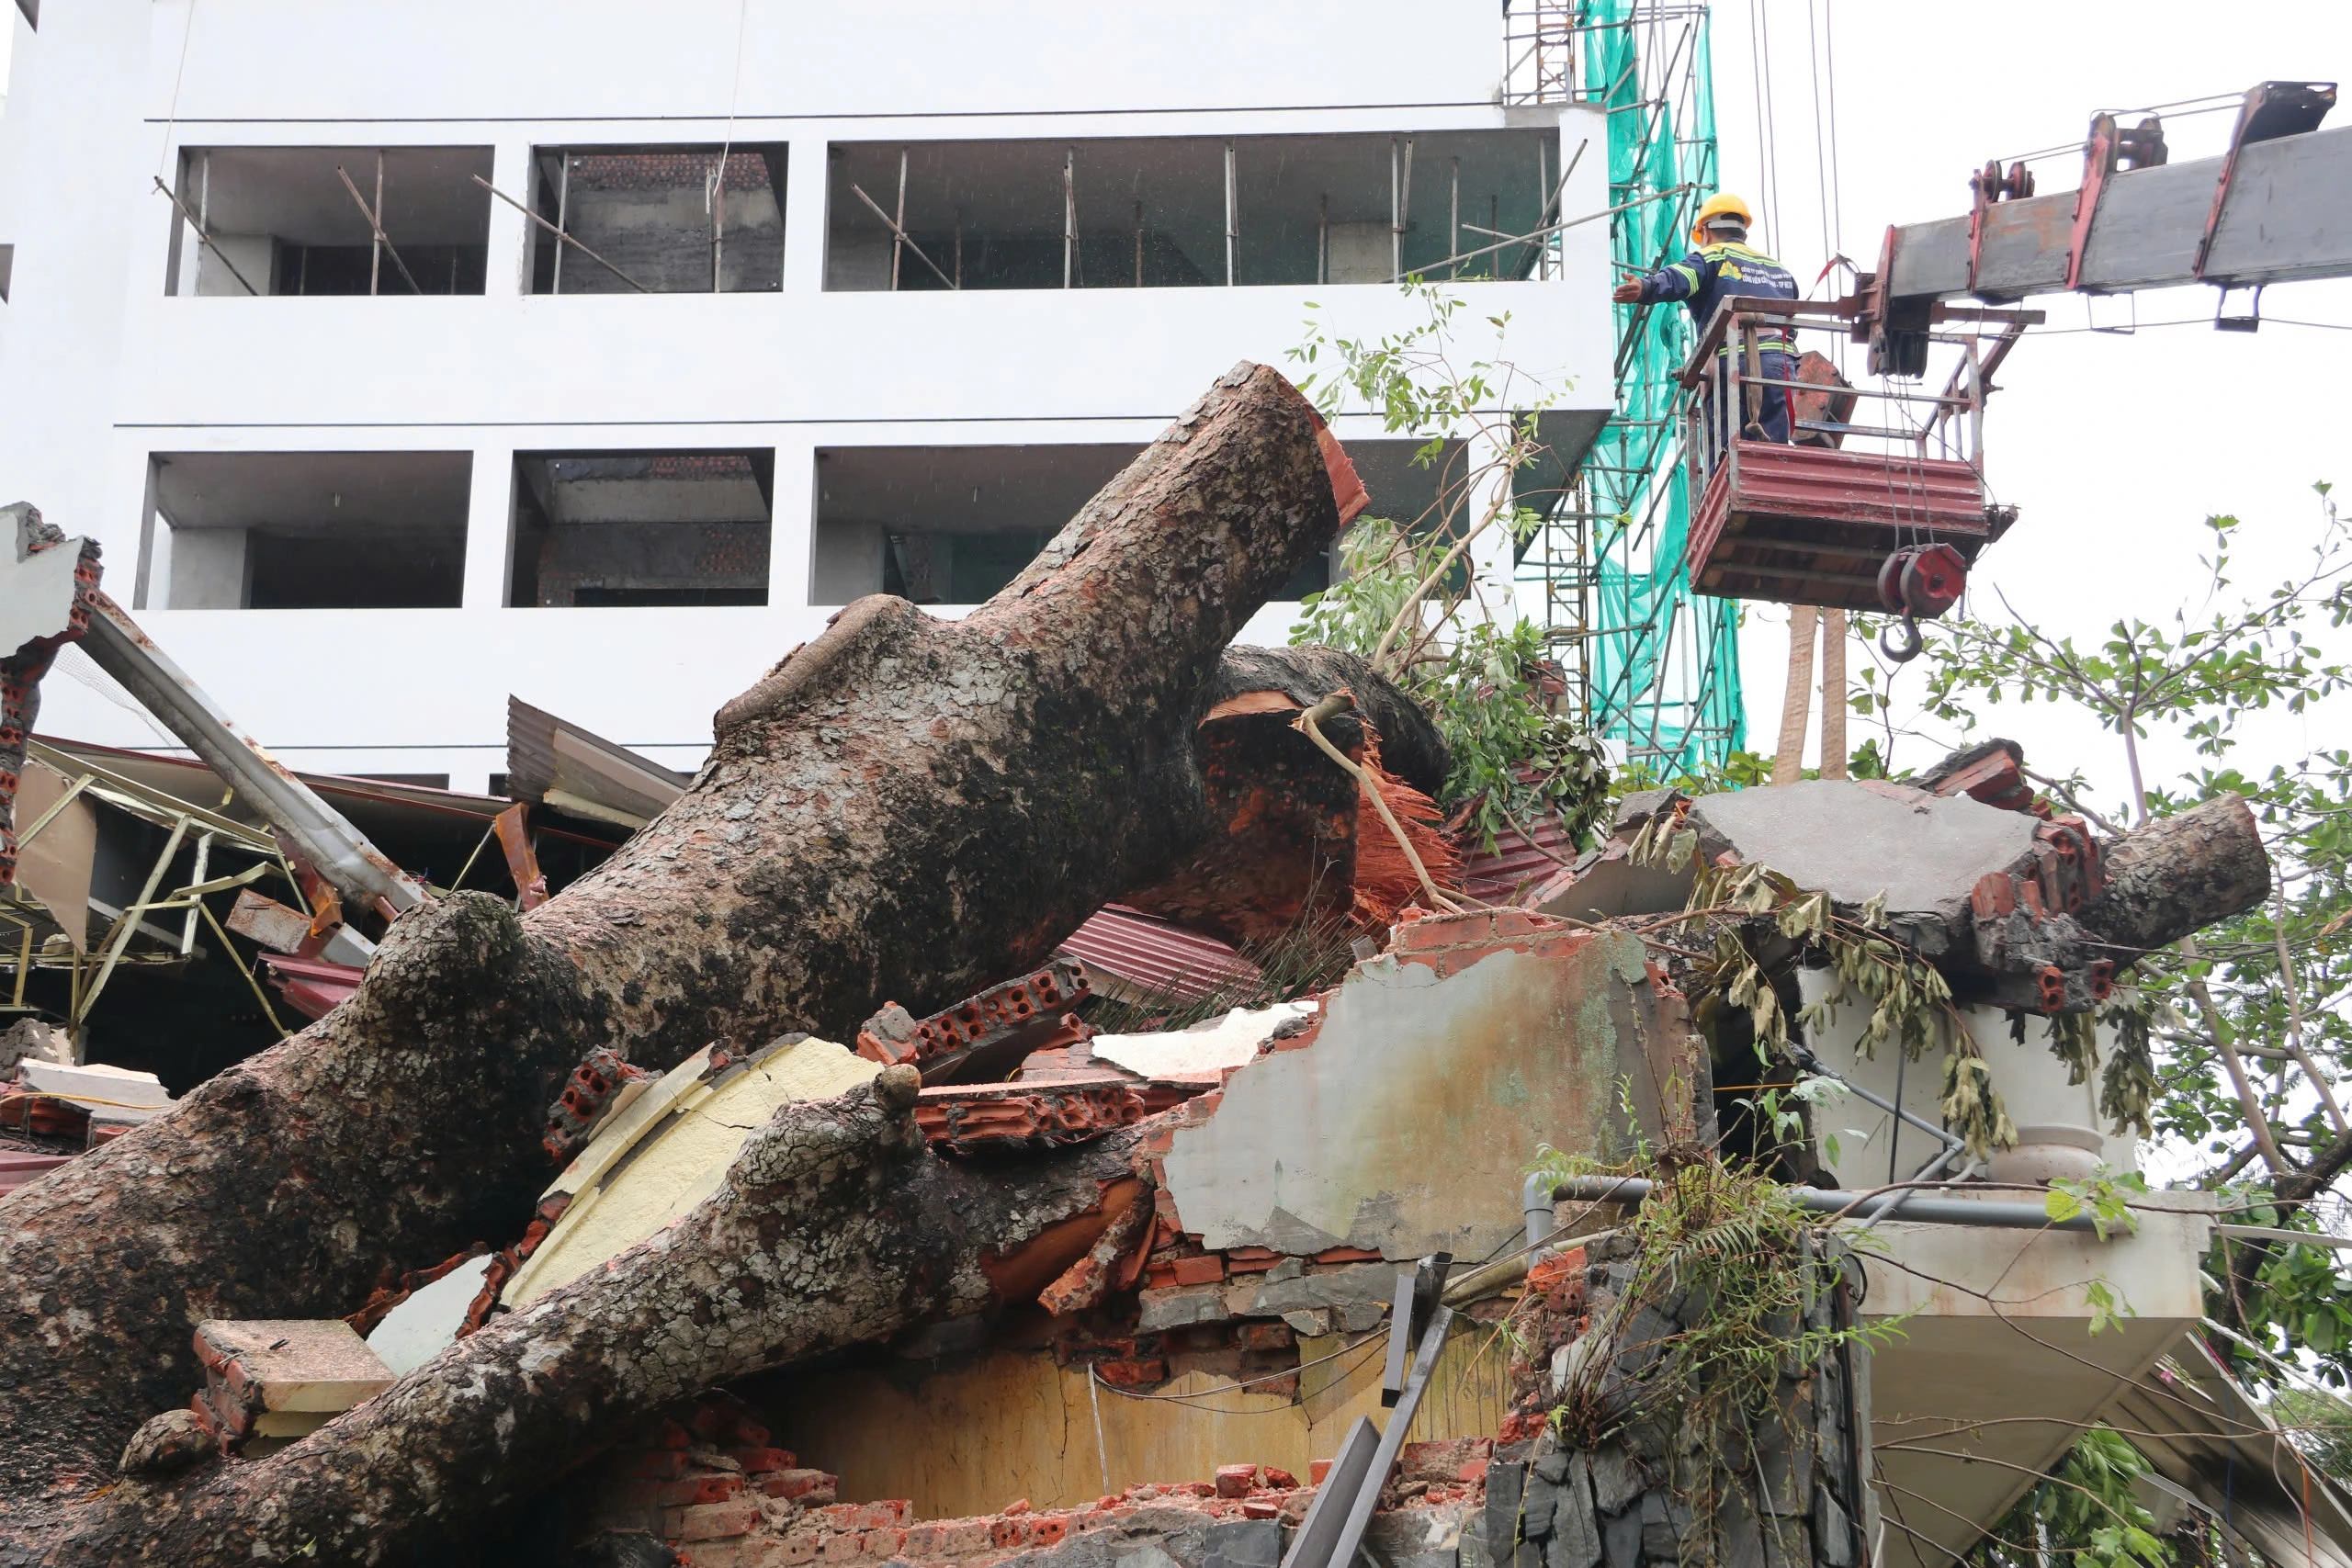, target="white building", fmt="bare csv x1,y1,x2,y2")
0,0,1613,792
